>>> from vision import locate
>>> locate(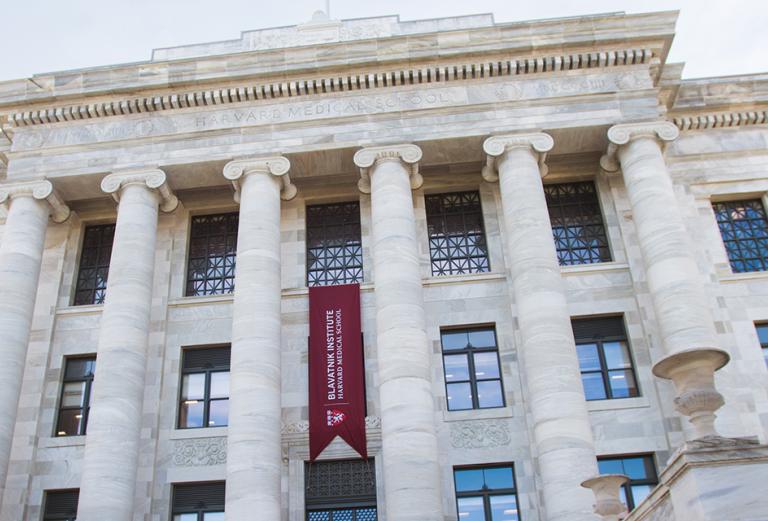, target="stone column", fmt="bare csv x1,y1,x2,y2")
354,144,443,521
0,180,69,498
483,133,599,521
601,122,729,440
77,169,177,521
222,157,296,520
